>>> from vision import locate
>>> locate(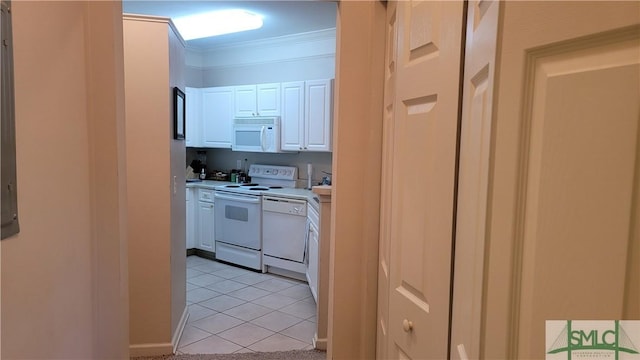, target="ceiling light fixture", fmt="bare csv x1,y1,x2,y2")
173,9,263,41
